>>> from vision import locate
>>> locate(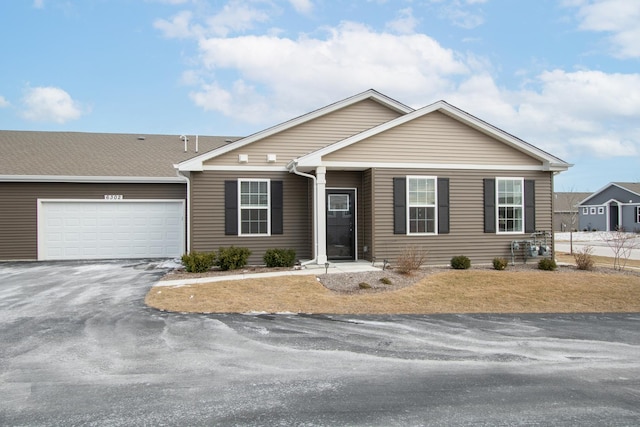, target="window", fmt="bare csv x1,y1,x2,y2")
497,178,523,233
407,176,437,234
582,207,589,215
394,177,449,235
598,206,605,215
590,207,596,215
637,206,640,223
239,179,269,235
